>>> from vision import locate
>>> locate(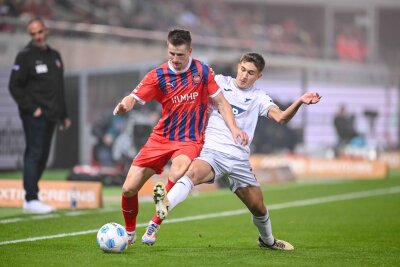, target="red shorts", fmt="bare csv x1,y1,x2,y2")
132,134,203,174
